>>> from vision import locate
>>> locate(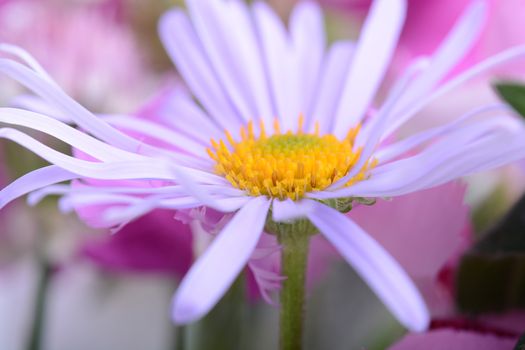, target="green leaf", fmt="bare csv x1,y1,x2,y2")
457,194,525,313
494,82,525,118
